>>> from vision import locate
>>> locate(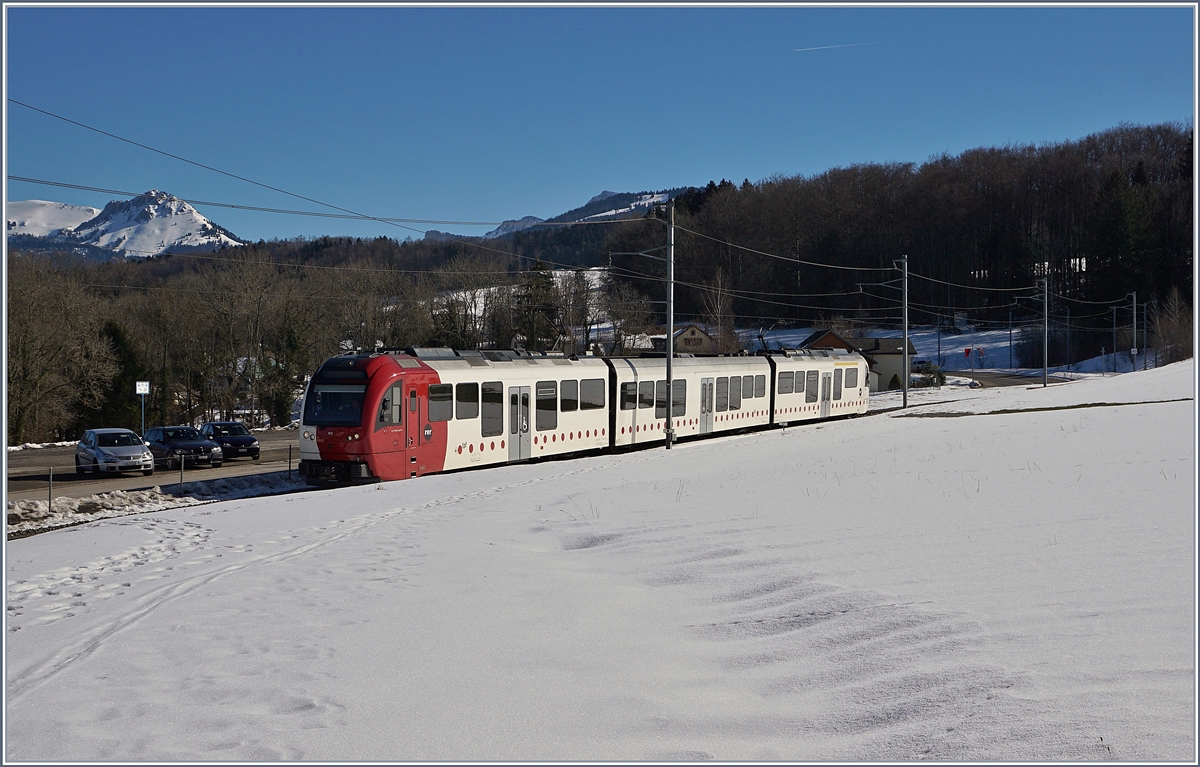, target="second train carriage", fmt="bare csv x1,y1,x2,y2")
298,347,869,484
